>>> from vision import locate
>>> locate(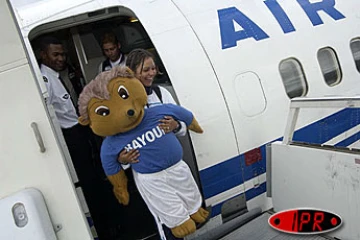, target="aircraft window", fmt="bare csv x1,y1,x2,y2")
350,38,360,73
317,47,342,86
279,58,308,99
